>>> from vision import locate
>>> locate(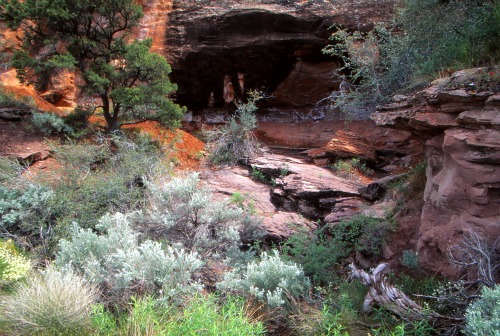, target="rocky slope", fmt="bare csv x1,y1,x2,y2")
372,68,500,277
